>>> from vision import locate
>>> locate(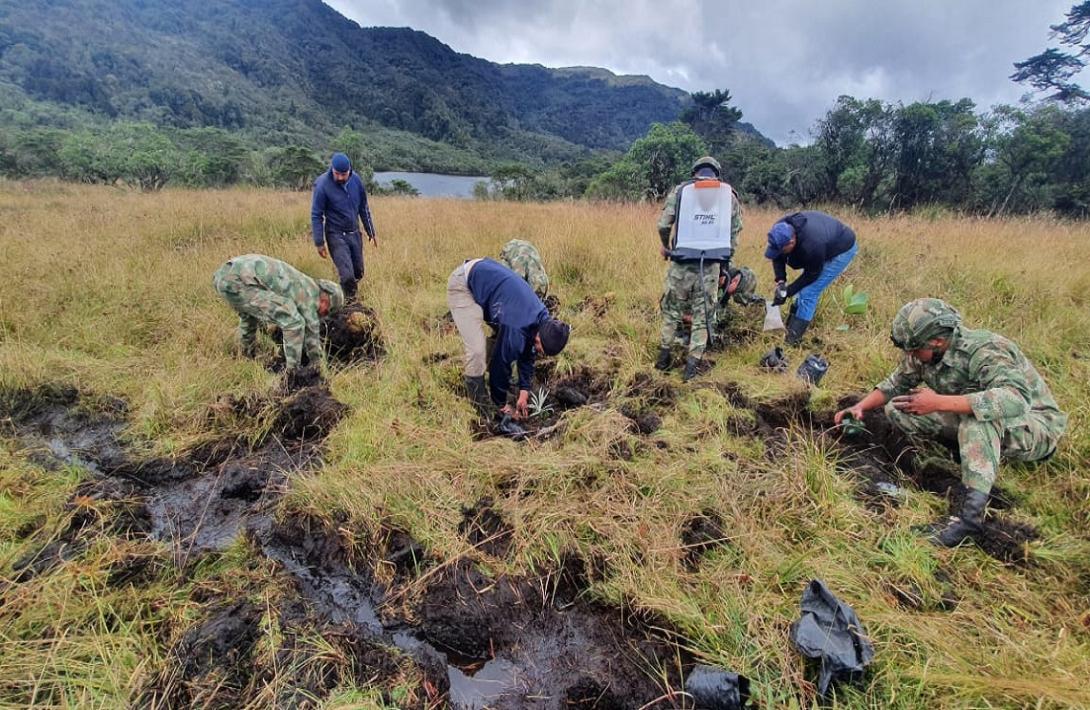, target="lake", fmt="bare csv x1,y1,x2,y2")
373,171,490,199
